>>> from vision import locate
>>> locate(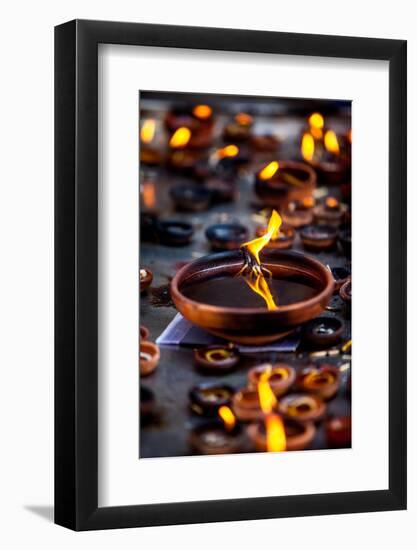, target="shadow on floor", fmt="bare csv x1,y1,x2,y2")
24,505,54,523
